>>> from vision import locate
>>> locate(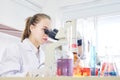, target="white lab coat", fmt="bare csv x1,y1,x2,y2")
0,38,45,77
